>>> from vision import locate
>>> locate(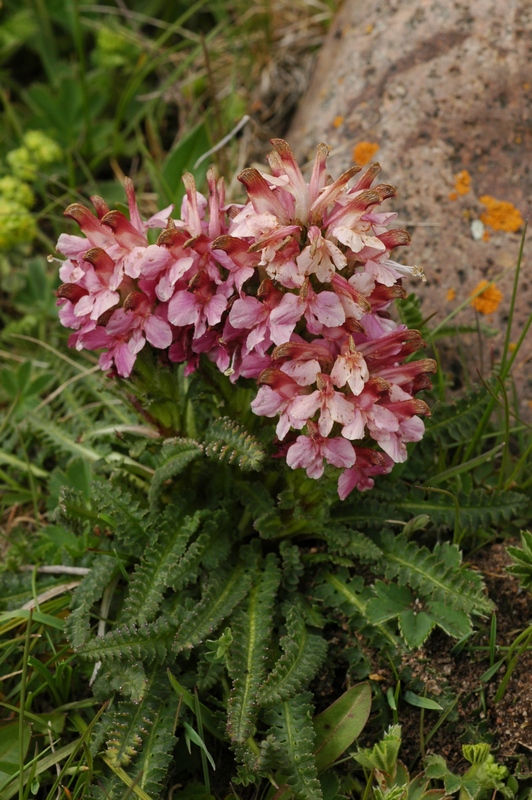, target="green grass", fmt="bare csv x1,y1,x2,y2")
1,1,532,798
